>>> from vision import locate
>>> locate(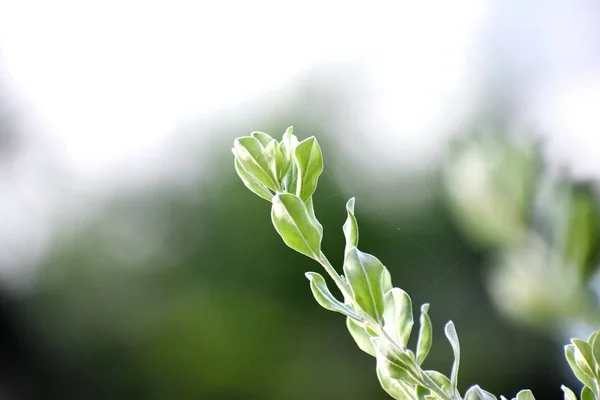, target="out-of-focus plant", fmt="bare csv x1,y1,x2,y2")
442,132,541,248
442,132,600,328
232,127,599,400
